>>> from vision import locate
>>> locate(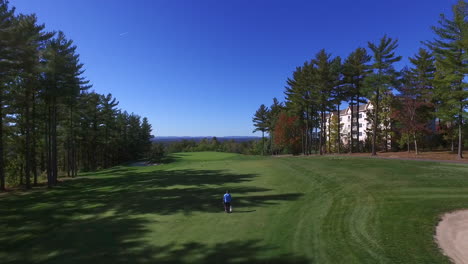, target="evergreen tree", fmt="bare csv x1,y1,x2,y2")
100,93,118,168
312,49,341,155
398,49,436,154
343,48,371,152
43,31,88,185
14,14,53,188
252,104,269,155
141,117,153,155
365,35,402,155
284,64,315,155
330,57,344,153
426,0,467,159
0,0,15,191
0,2,154,189
408,48,436,101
